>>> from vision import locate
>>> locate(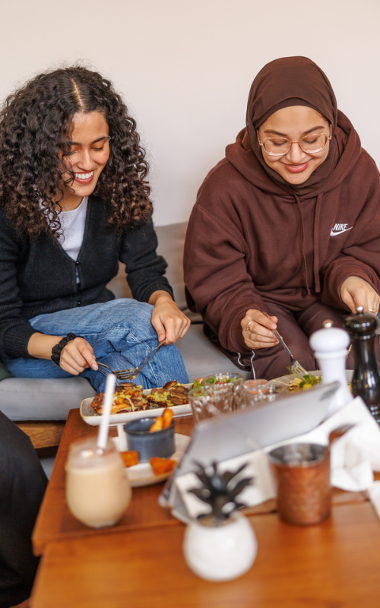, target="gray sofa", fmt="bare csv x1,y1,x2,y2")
0,222,249,421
